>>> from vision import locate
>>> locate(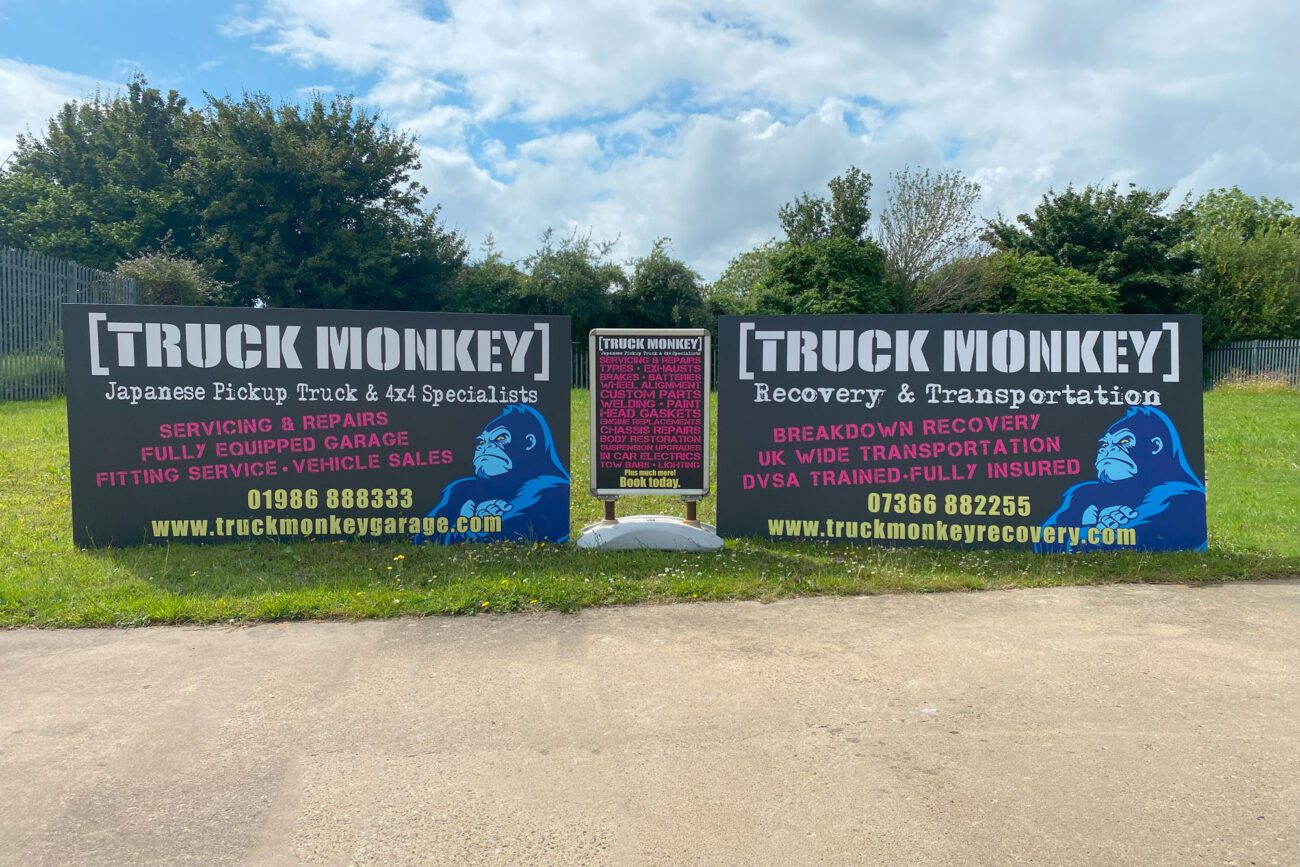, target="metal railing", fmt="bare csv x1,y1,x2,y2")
1,248,139,400
1205,339,1300,386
